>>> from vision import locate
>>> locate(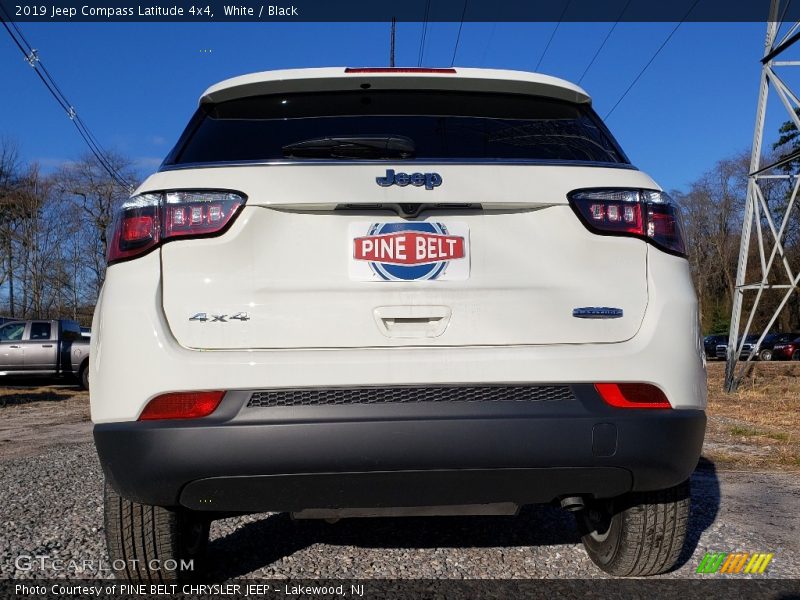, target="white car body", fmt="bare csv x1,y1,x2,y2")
91,165,705,421
92,67,706,579
91,67,705,422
